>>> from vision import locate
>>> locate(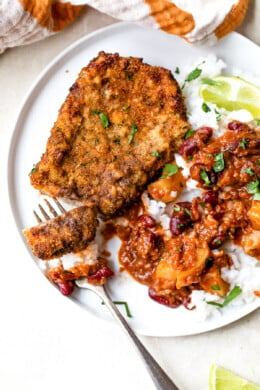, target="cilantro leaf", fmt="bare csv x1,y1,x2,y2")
211,285,220,291
128,124,138,144
161,163,179,179
243,167,255,176
99,112,109,128
184,129,195,139
207,286,242,308
248,178,260,194
213,152,225,173
202,102,211,113
151,151,162,158
239,139,249,149
200,169,211,185
186,67,202,82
